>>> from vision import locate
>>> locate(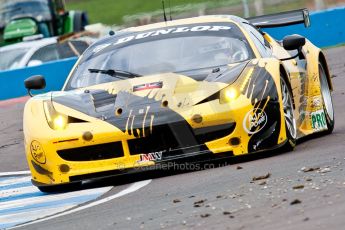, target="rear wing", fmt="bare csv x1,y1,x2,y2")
247,9,311,28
